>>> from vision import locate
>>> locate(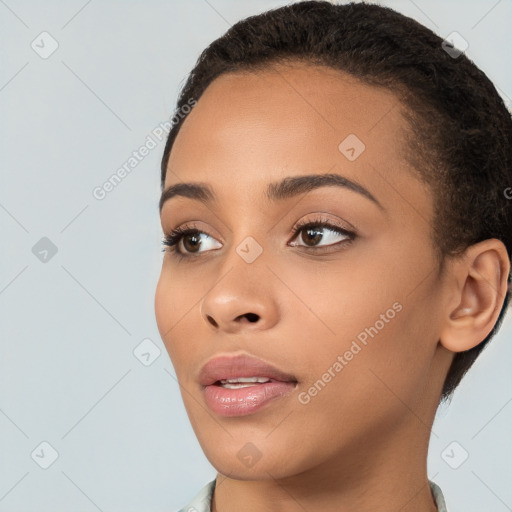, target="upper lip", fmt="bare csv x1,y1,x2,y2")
199,353,298,387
